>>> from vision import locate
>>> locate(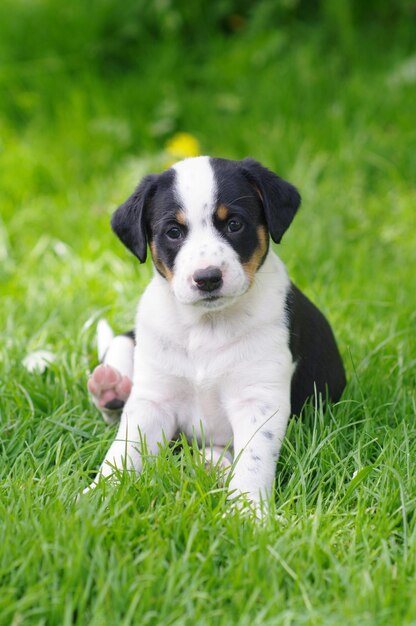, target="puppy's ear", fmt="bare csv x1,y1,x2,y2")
111,174,158,263
240,158,301,243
